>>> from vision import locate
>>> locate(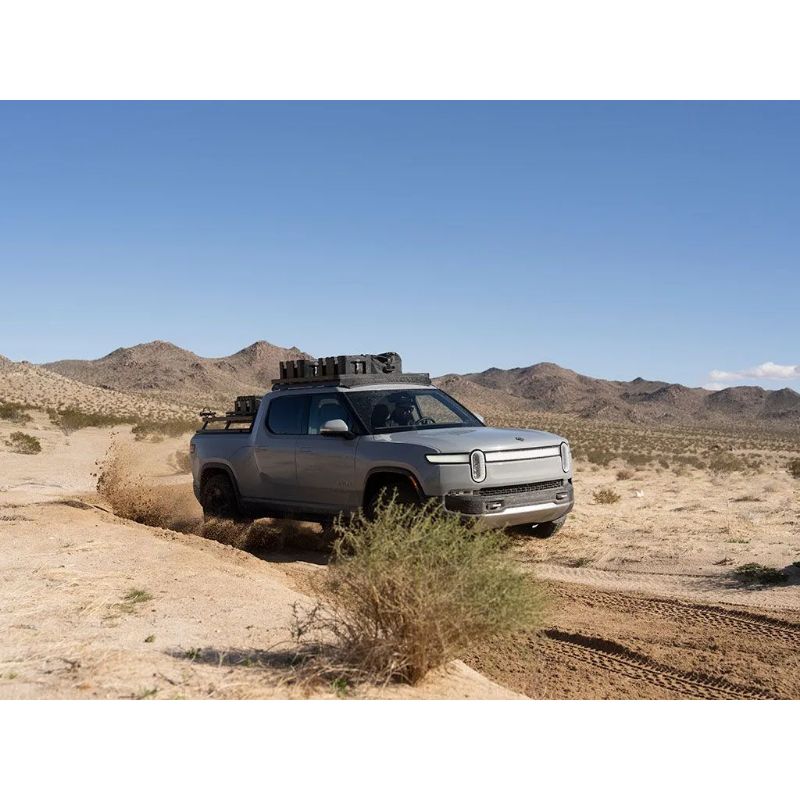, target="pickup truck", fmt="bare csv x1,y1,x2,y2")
189,353,574,536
